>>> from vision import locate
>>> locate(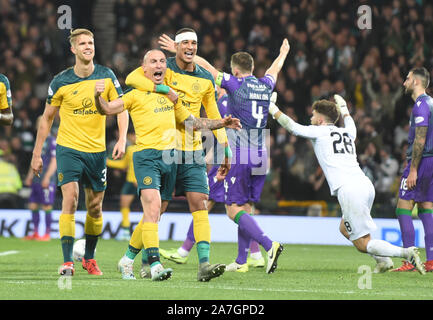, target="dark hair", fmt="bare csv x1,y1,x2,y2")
231,52,254,74
175,28,196,36
410,67,430,88
312,99,340,123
